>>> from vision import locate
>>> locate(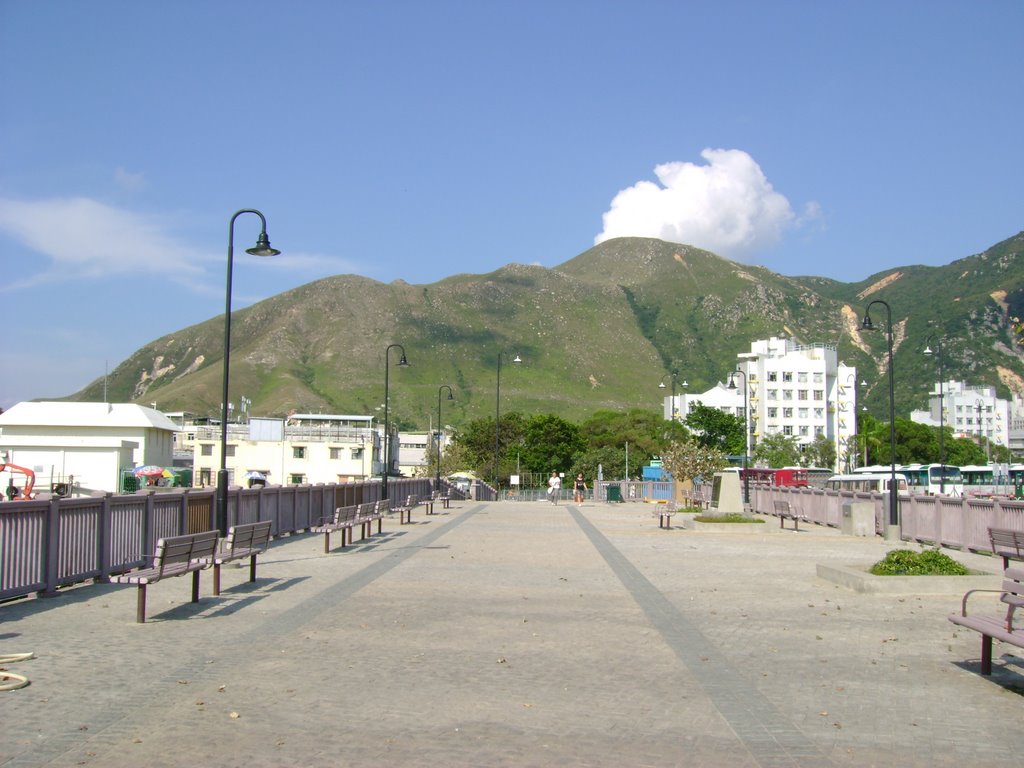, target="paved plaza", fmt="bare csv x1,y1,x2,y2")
1,499,1022,767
